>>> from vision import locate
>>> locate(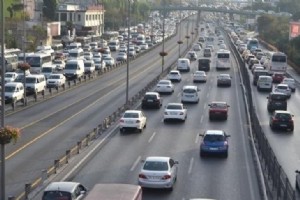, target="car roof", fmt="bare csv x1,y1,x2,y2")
145,92,159,95
274,110,291,114
210,101,227,104
124,110,141,114
5,82,22,86
277,83,289,87
145,156,170,162
44,182,80,192
166,102,183,106
205,130,225,135
183,85,197,89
